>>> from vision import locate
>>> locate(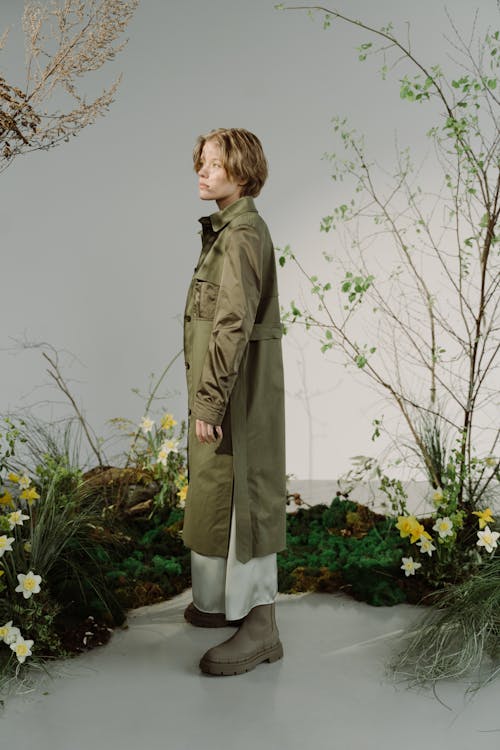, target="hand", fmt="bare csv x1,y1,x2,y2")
195,419,223,444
